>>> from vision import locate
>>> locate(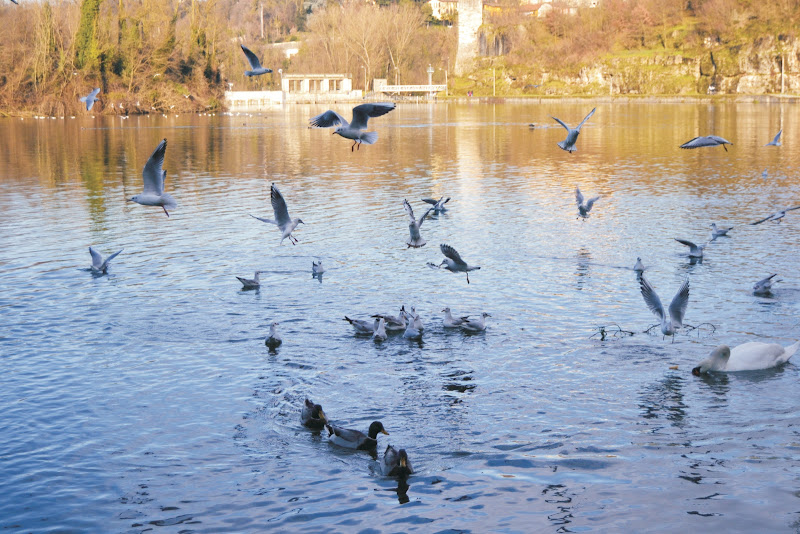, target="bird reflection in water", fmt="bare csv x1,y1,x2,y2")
543,484,574,526
638,373,688,428
575,248,591,290
395,477,410,504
